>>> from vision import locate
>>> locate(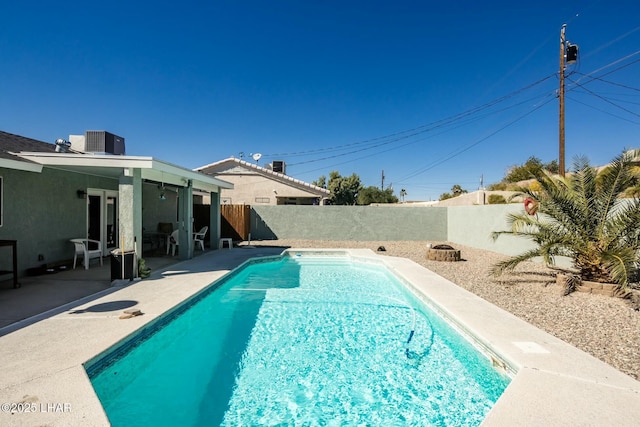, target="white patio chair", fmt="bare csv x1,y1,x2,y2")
70,238,103,270
167,230,179,256
193,226,208,251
